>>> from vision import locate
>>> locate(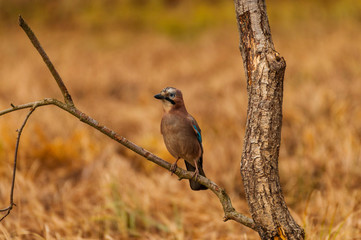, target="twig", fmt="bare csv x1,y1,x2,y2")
0,106,37,221
2,101,257,228
1,99,67,117
0,17,257,230
0,100,256,229
18,15,74,107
